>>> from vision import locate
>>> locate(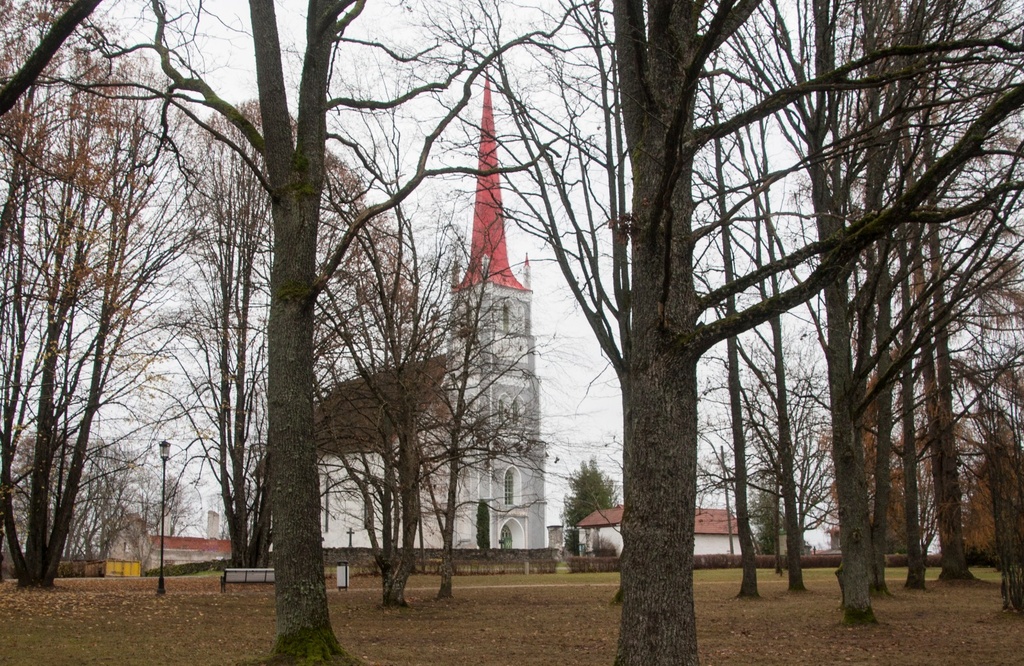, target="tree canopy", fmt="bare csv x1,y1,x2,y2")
563,458,618,554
